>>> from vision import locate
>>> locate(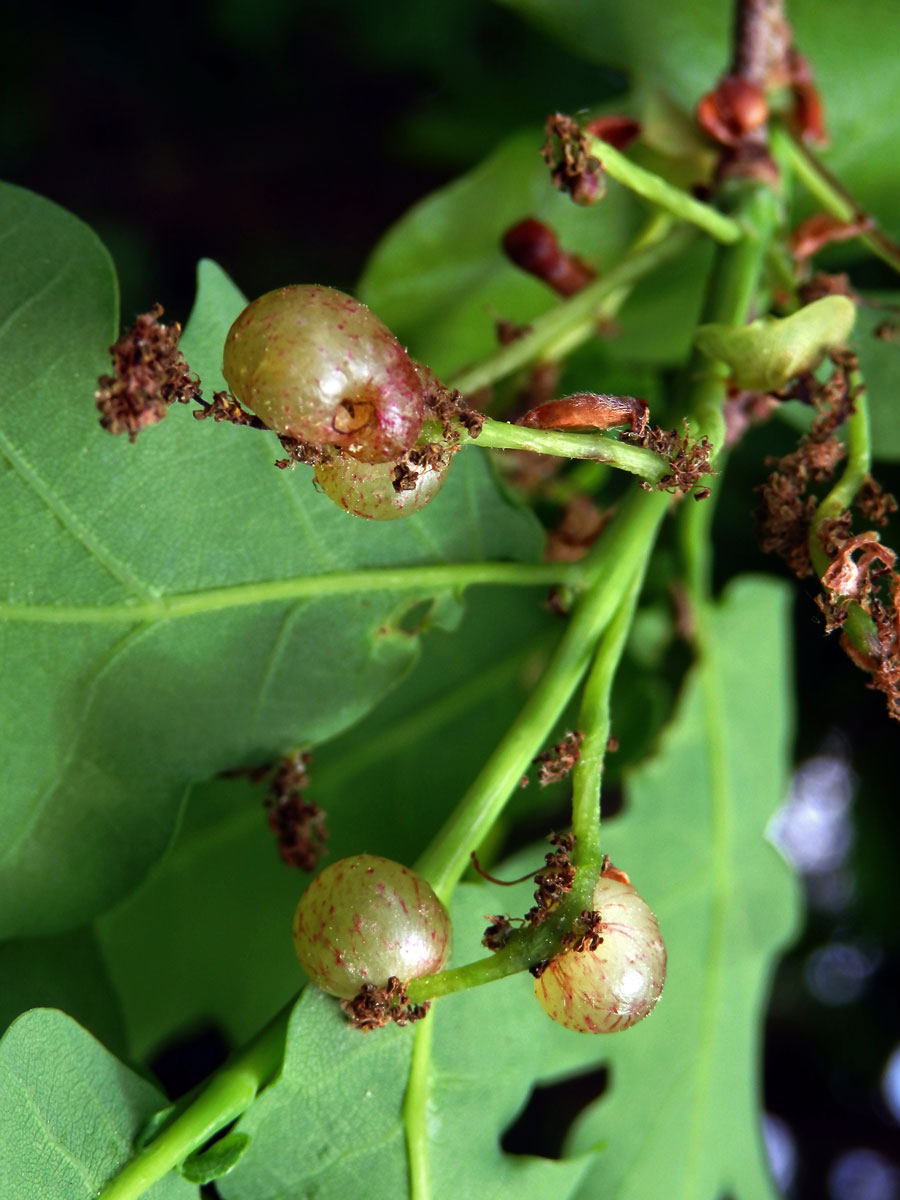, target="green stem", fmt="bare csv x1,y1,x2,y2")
469,416,670,483
404,1012,434,1200
412,187,777,916
526,211,672,366
410,168,784,1020
809,374,870,562
450,224,694,396
689,182,780,449
96,1000,292,1200
414,486,669,904
408,947,533,1002
570,569,645,869
809,373,881,653
407,874,598,1005
771,123,900,279
0,561,579,626
672,185,781,1197
585,135,743,244
680,460,720,609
